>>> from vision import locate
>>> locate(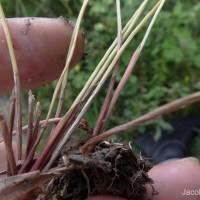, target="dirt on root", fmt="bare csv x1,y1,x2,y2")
48,141,157,200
